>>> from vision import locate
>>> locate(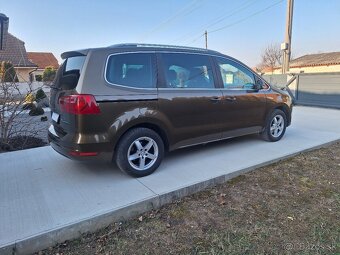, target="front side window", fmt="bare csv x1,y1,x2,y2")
106,53,154,88
217,57,255,90
161,53,215,89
